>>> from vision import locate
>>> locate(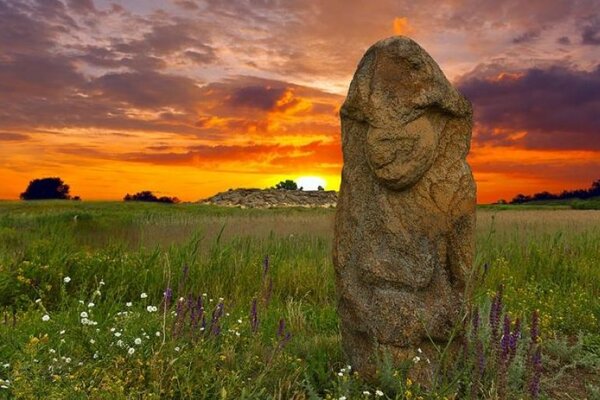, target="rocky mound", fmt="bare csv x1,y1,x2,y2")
200,188,337,208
